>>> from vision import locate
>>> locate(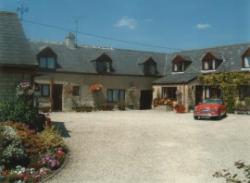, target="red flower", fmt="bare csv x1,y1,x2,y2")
89,84,103,92
56,149,65,159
